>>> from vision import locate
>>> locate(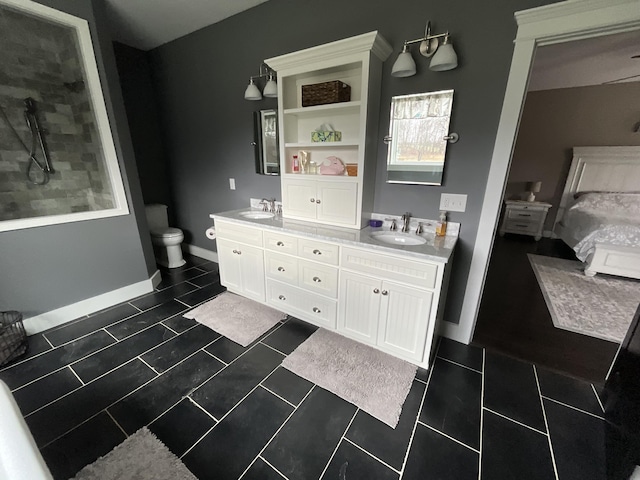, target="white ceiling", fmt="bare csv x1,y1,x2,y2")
528,29,640,91
104,0,270,51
